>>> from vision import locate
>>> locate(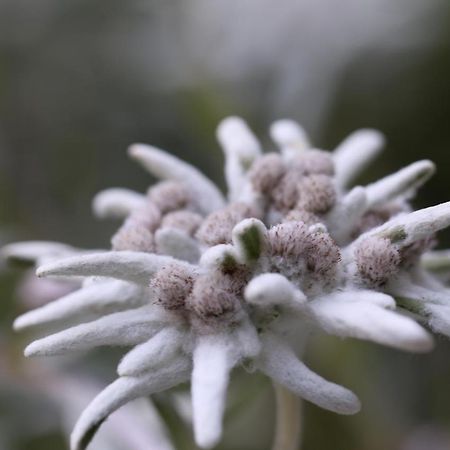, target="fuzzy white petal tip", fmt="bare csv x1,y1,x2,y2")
310,292,434,353
216,116,261,158
258,334,361,415
13,315,31,332
365,160,435,207
1,241,76,264
245,273,306,308
92,188,145,219
333,128,385,187
270,119,310,151
192,336,235,449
